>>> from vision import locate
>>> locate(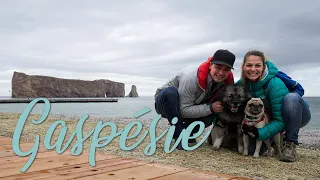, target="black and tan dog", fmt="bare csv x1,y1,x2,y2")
207,84,251,153
242,98,282,158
